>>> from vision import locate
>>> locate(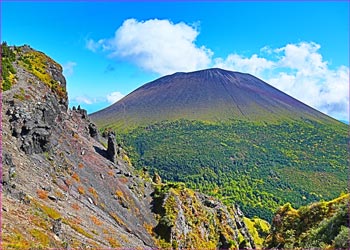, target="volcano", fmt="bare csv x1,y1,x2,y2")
90,68,347,221
91,68,337,129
